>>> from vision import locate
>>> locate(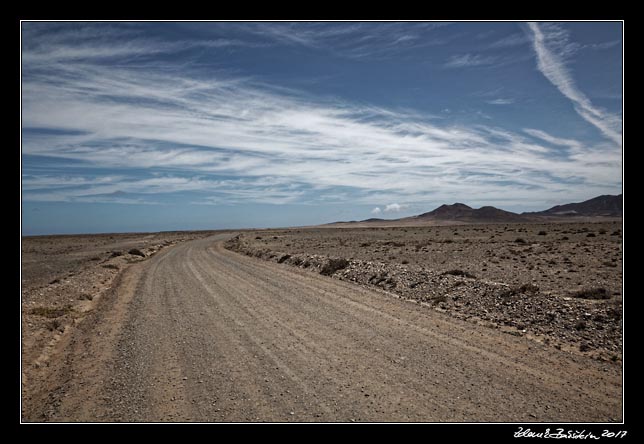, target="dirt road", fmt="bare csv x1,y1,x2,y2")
23,234,622,422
